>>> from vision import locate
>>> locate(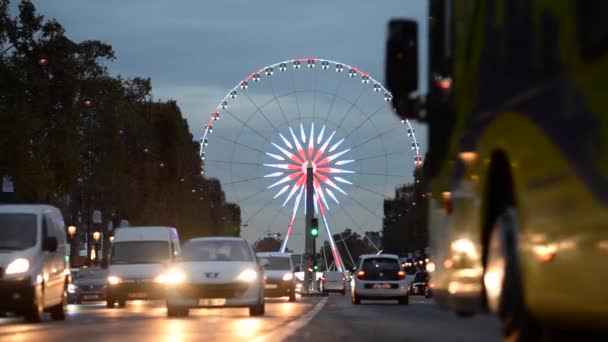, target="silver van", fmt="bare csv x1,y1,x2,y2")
0,205,69,322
